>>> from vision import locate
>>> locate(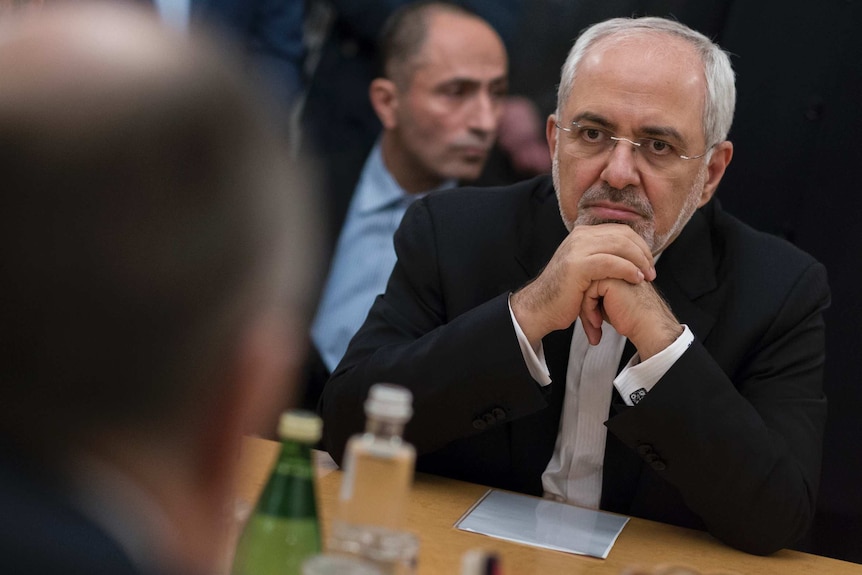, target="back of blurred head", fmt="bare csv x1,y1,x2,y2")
0,1,318,571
